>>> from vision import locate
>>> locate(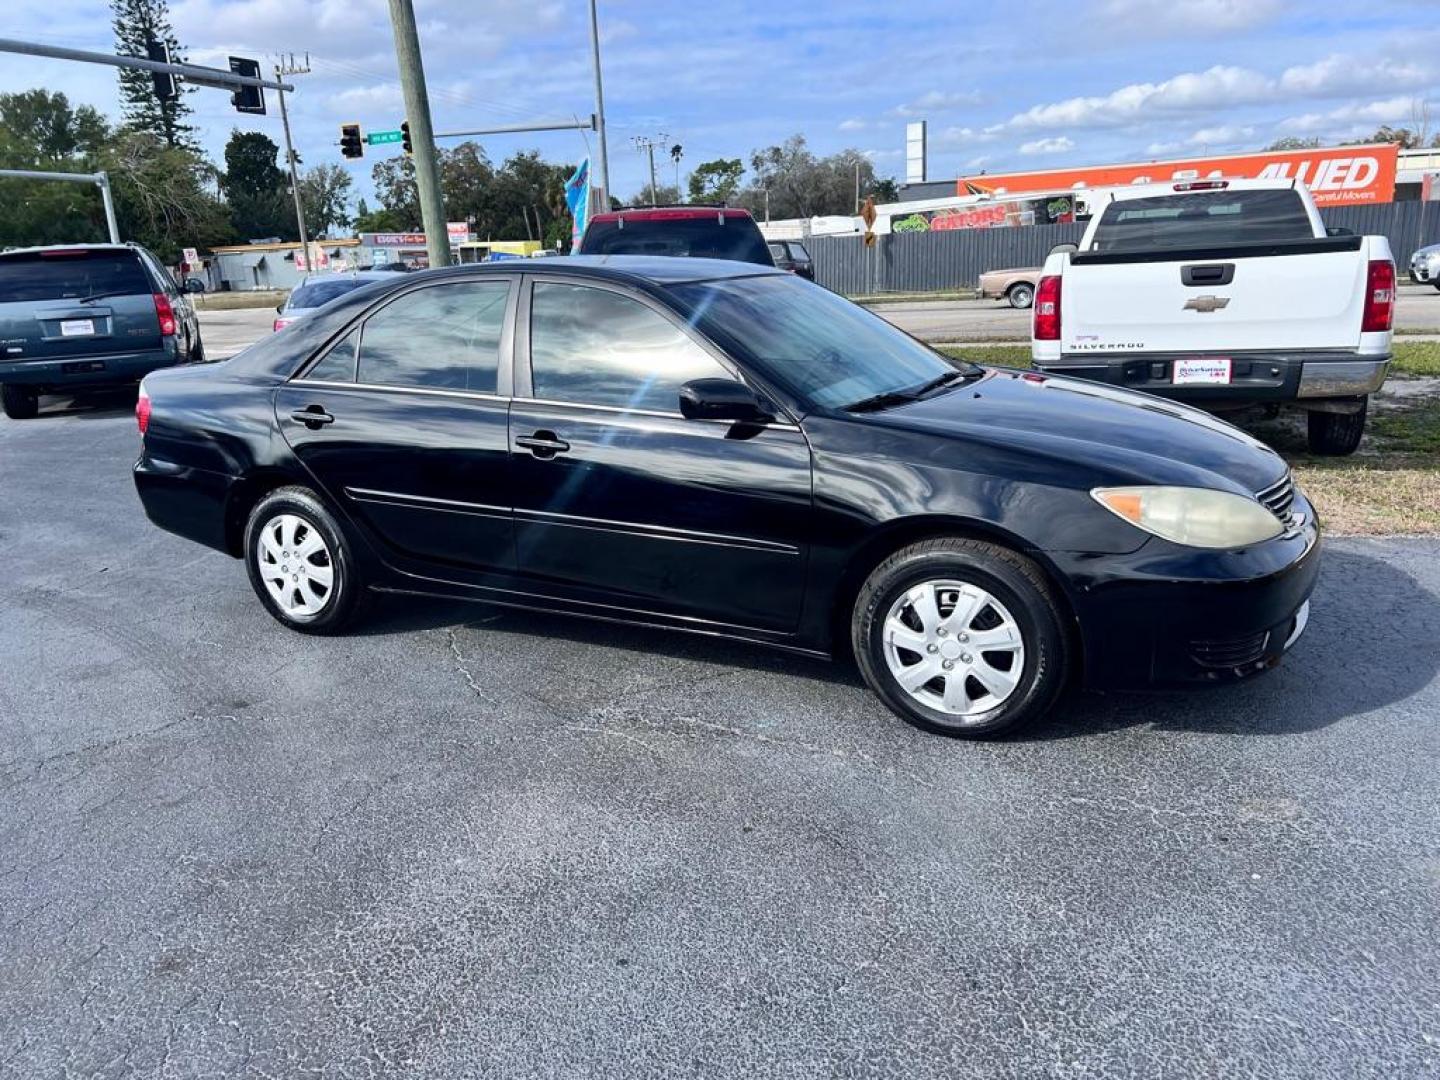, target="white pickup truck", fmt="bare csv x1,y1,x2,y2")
1031,178,1395,455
